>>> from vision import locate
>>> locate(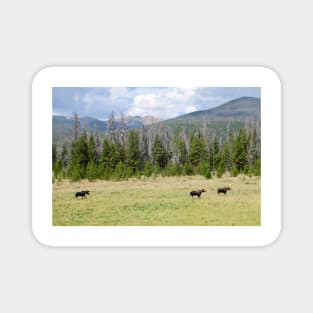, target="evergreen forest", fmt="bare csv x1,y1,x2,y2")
52,112,261,182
